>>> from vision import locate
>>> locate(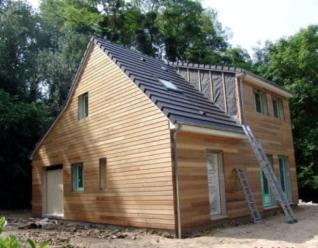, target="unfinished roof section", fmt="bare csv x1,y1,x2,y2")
94,38,242,134
169,62,292,98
